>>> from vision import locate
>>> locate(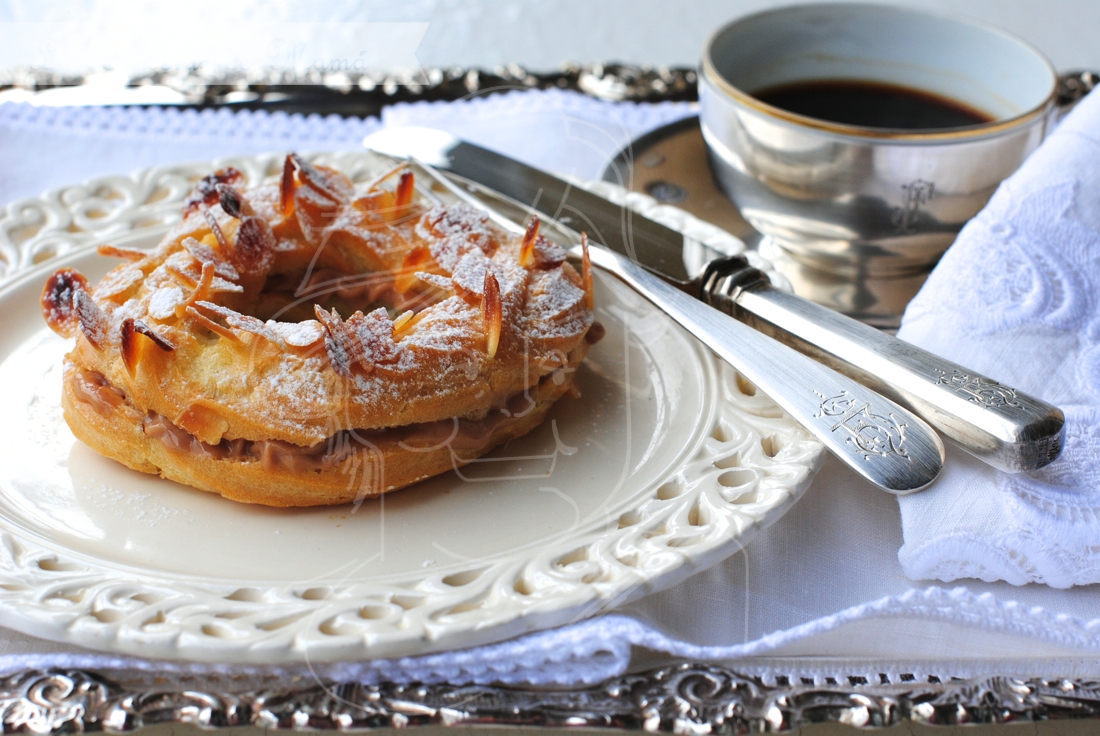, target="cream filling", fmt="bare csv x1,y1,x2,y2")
73,369,544,472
